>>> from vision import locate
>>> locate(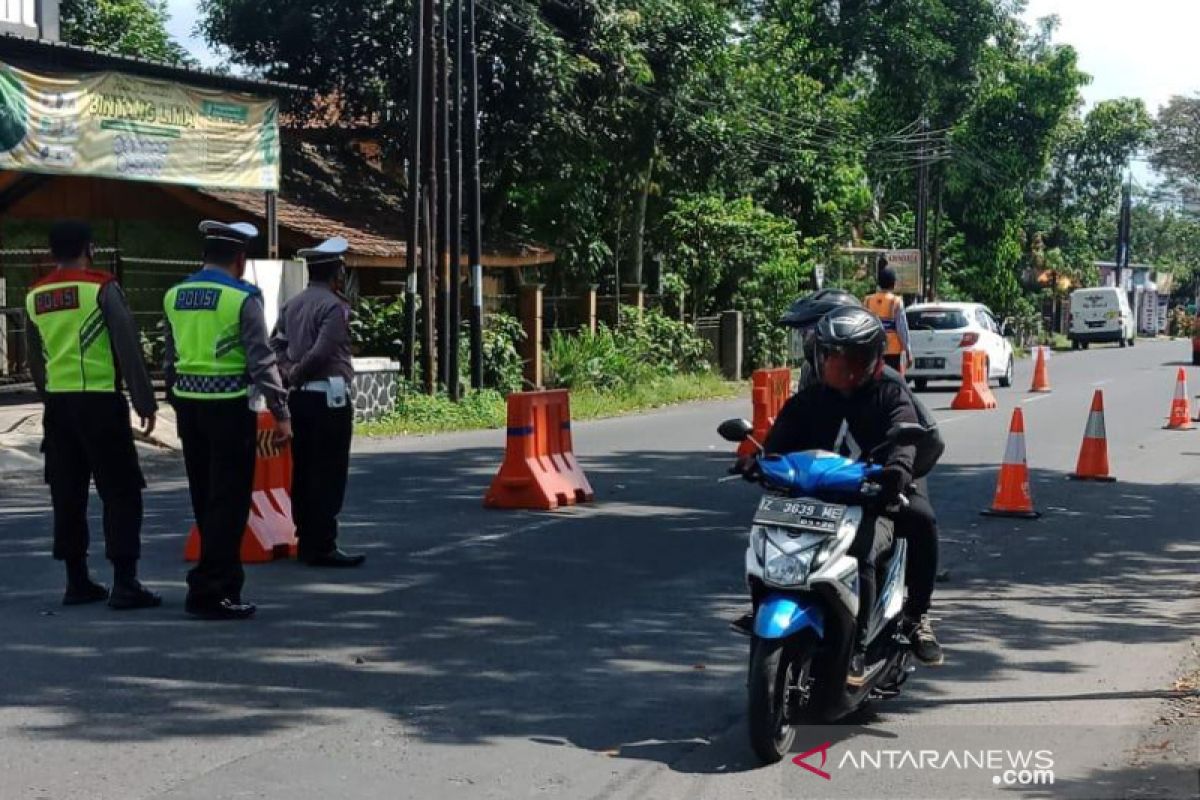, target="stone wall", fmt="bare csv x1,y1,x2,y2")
350,358,401,423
